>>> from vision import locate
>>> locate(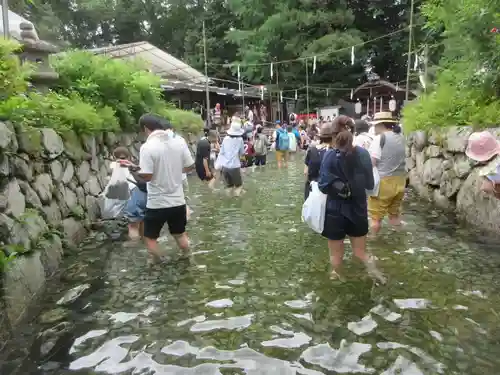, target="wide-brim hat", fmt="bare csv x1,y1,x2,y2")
227,121,244,136
370,111,398,126
466,131,500,162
